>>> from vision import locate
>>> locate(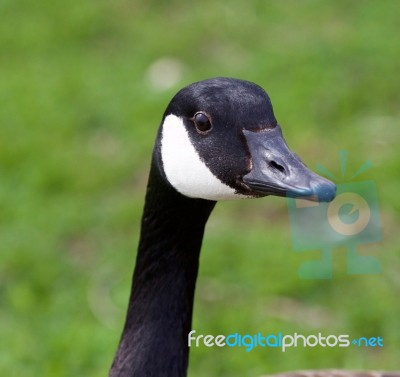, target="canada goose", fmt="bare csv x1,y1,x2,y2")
109,78,391,377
